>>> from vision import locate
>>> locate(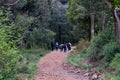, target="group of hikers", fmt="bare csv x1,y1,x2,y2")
51,41,72,52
